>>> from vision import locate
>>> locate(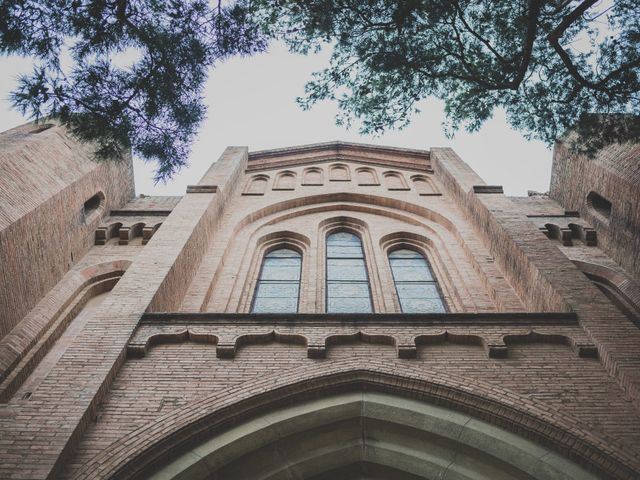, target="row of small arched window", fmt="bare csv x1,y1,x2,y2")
251,231,447,314
244,167,438,195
